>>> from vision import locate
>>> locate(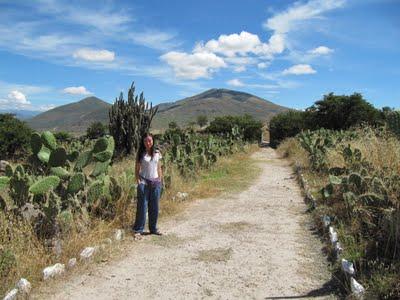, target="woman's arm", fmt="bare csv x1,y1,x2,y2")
157,160,163,181
135,160,140,184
